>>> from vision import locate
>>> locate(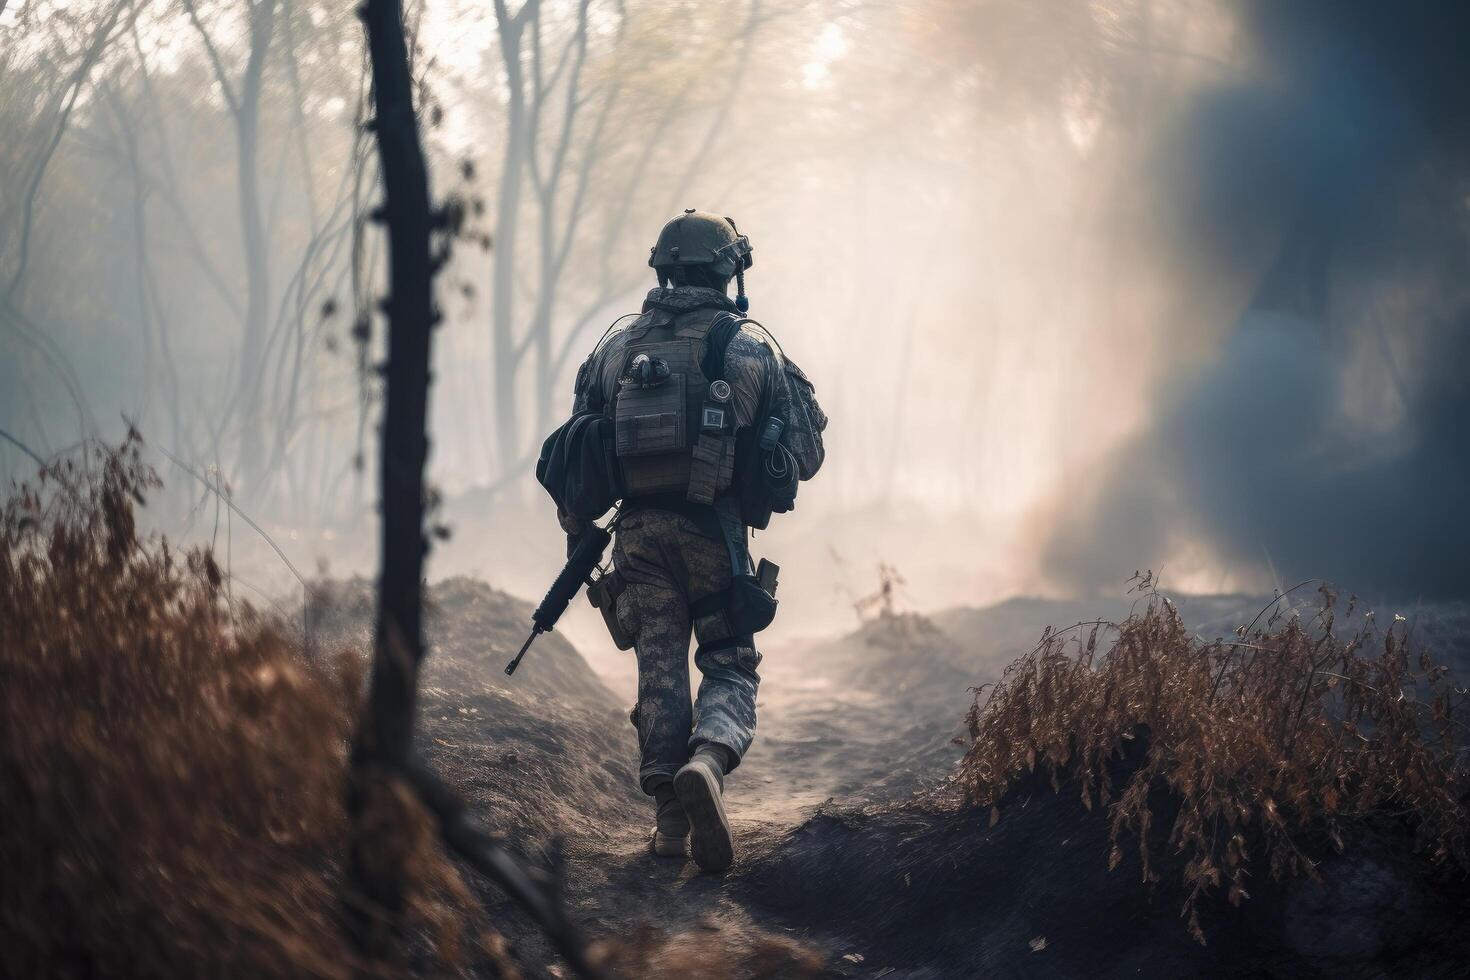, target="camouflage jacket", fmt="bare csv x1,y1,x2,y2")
566,286,827,524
